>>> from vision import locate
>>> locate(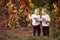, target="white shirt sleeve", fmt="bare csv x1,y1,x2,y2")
46,15,50,21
